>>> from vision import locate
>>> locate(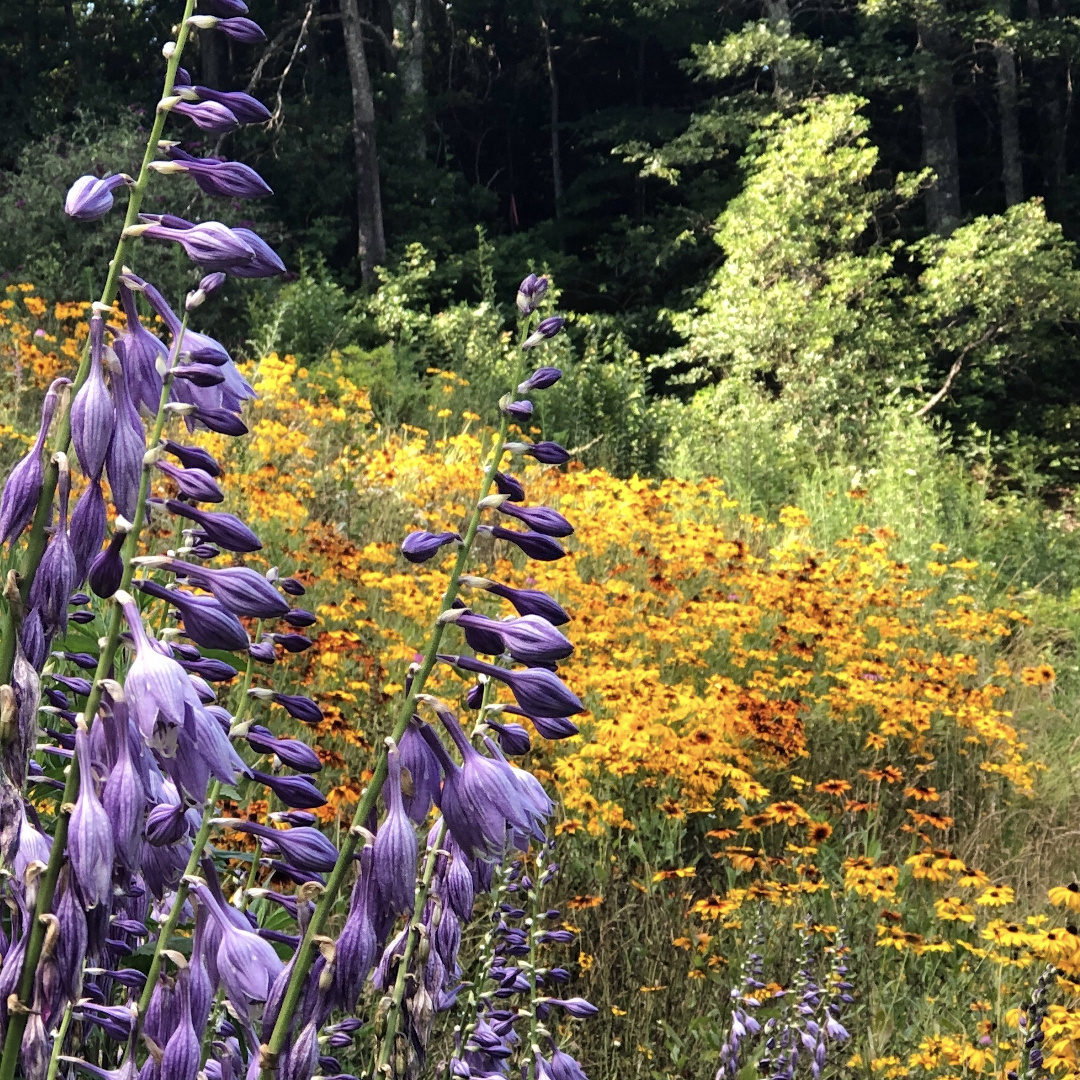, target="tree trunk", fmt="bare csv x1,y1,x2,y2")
995,37,1023,205
340,0,386,282
916,6,962,235
392,0,426,157
762,0,792,97
540,13,564,227
201,27,227,90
